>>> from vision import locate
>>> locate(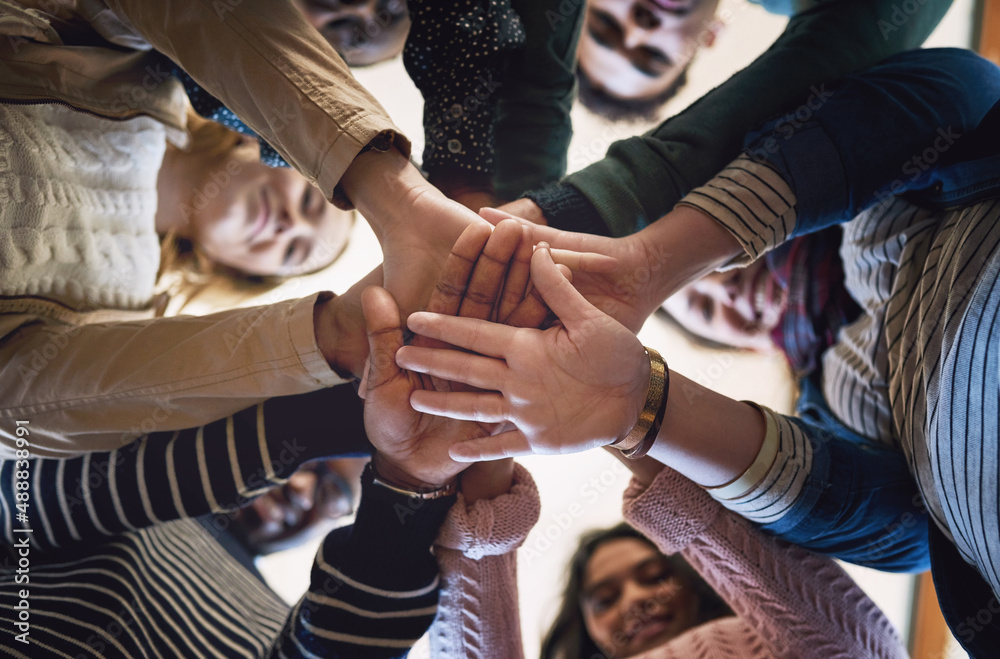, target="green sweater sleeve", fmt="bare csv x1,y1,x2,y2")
493,0,584,201
552,0,952,237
